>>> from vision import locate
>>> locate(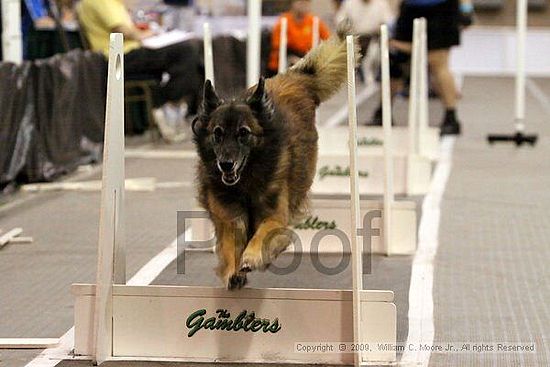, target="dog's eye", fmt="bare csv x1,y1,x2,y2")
213,126,224,143
238,127,251,138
